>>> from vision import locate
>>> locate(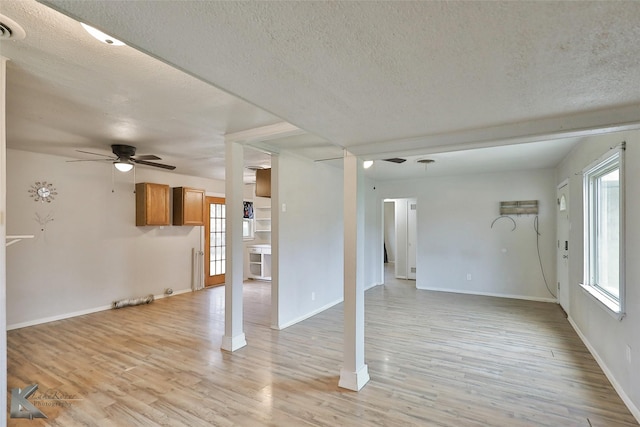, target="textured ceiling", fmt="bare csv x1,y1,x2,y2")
2,1,639,182
41,0,640,153
1,0,303,181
